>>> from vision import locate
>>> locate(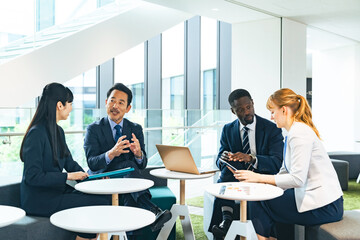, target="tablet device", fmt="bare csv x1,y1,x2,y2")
83,167,134,181
219,158,238,171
